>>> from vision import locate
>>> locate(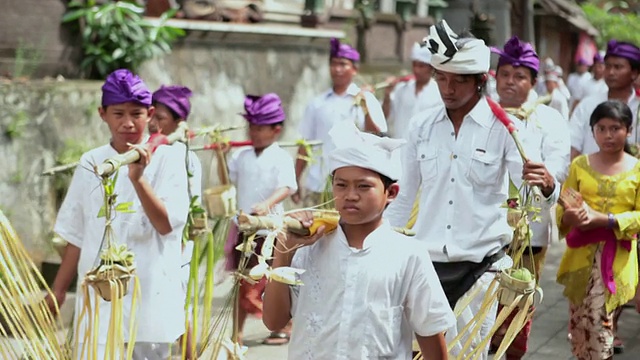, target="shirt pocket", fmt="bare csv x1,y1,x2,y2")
467,151,502,187
417,146,438,183
365,305,403,357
